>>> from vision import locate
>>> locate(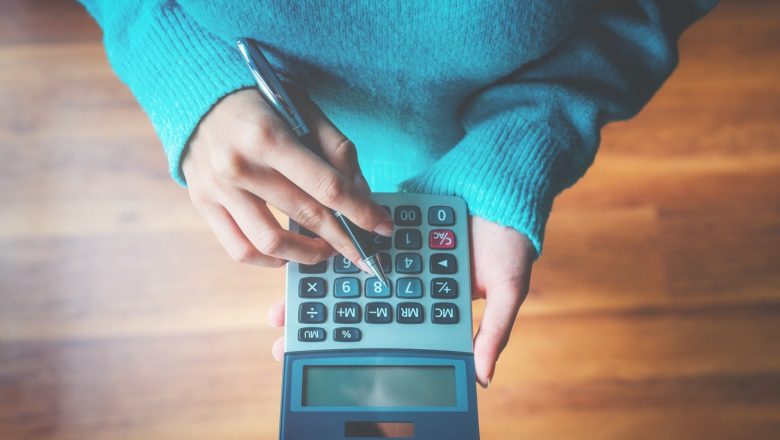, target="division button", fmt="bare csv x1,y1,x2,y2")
298,277,326,298
429,229,456,250
298,327,326,342
431,278,459,299
430,253,457,274
333,255,360,273
397,302,424,324
365,302,393,324
334,277,360,298
429,206,455,226
395,229,422,250
334,302,361,324
394,205,421,226
333,327,362,342
432,303,459,324
298,302,326,324
396,278,423,298
365,277,392,298
395,253,422,274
